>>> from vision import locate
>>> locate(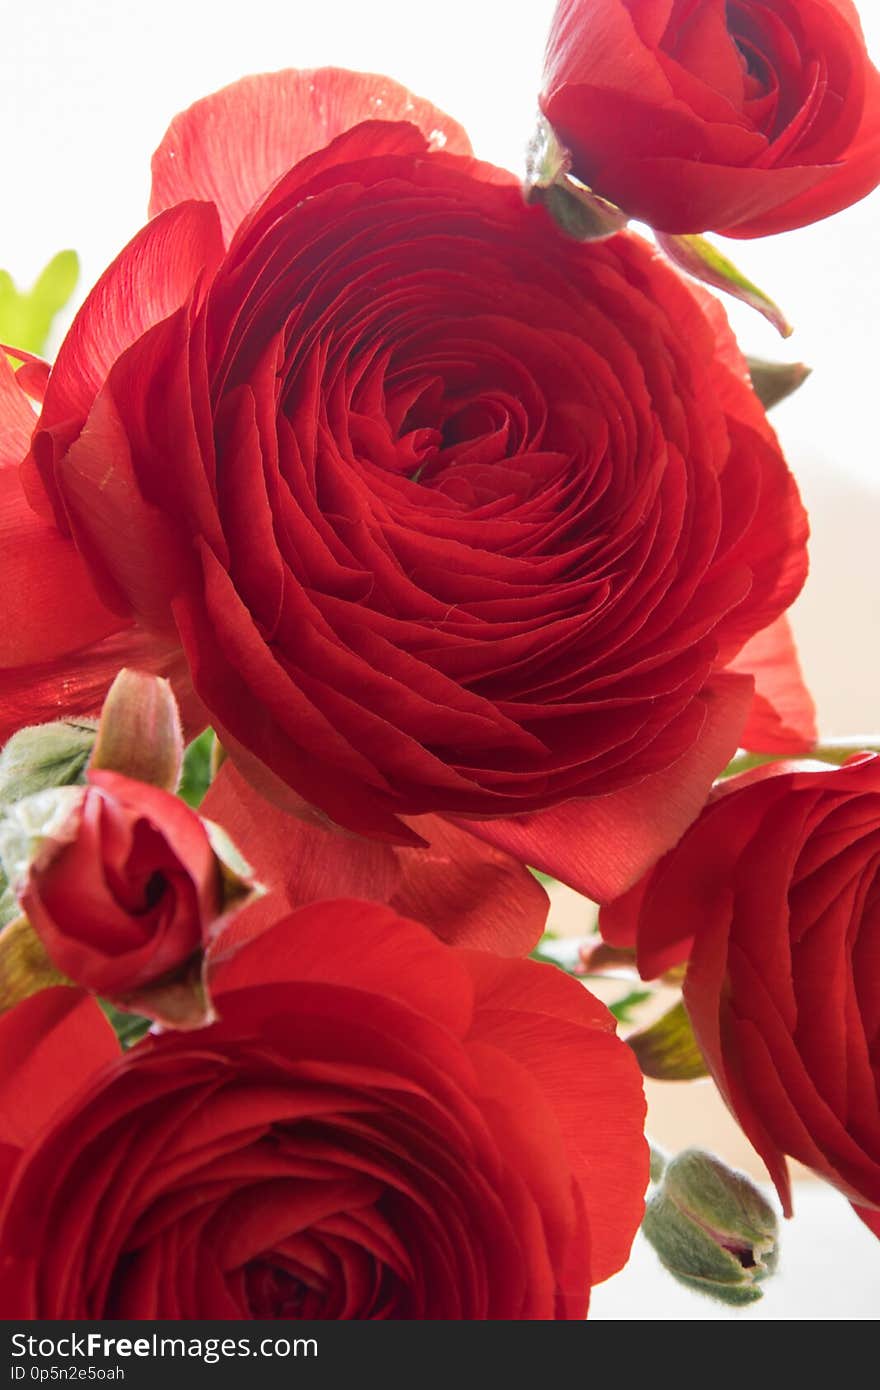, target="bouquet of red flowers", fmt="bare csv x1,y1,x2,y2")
0,0,877,1329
